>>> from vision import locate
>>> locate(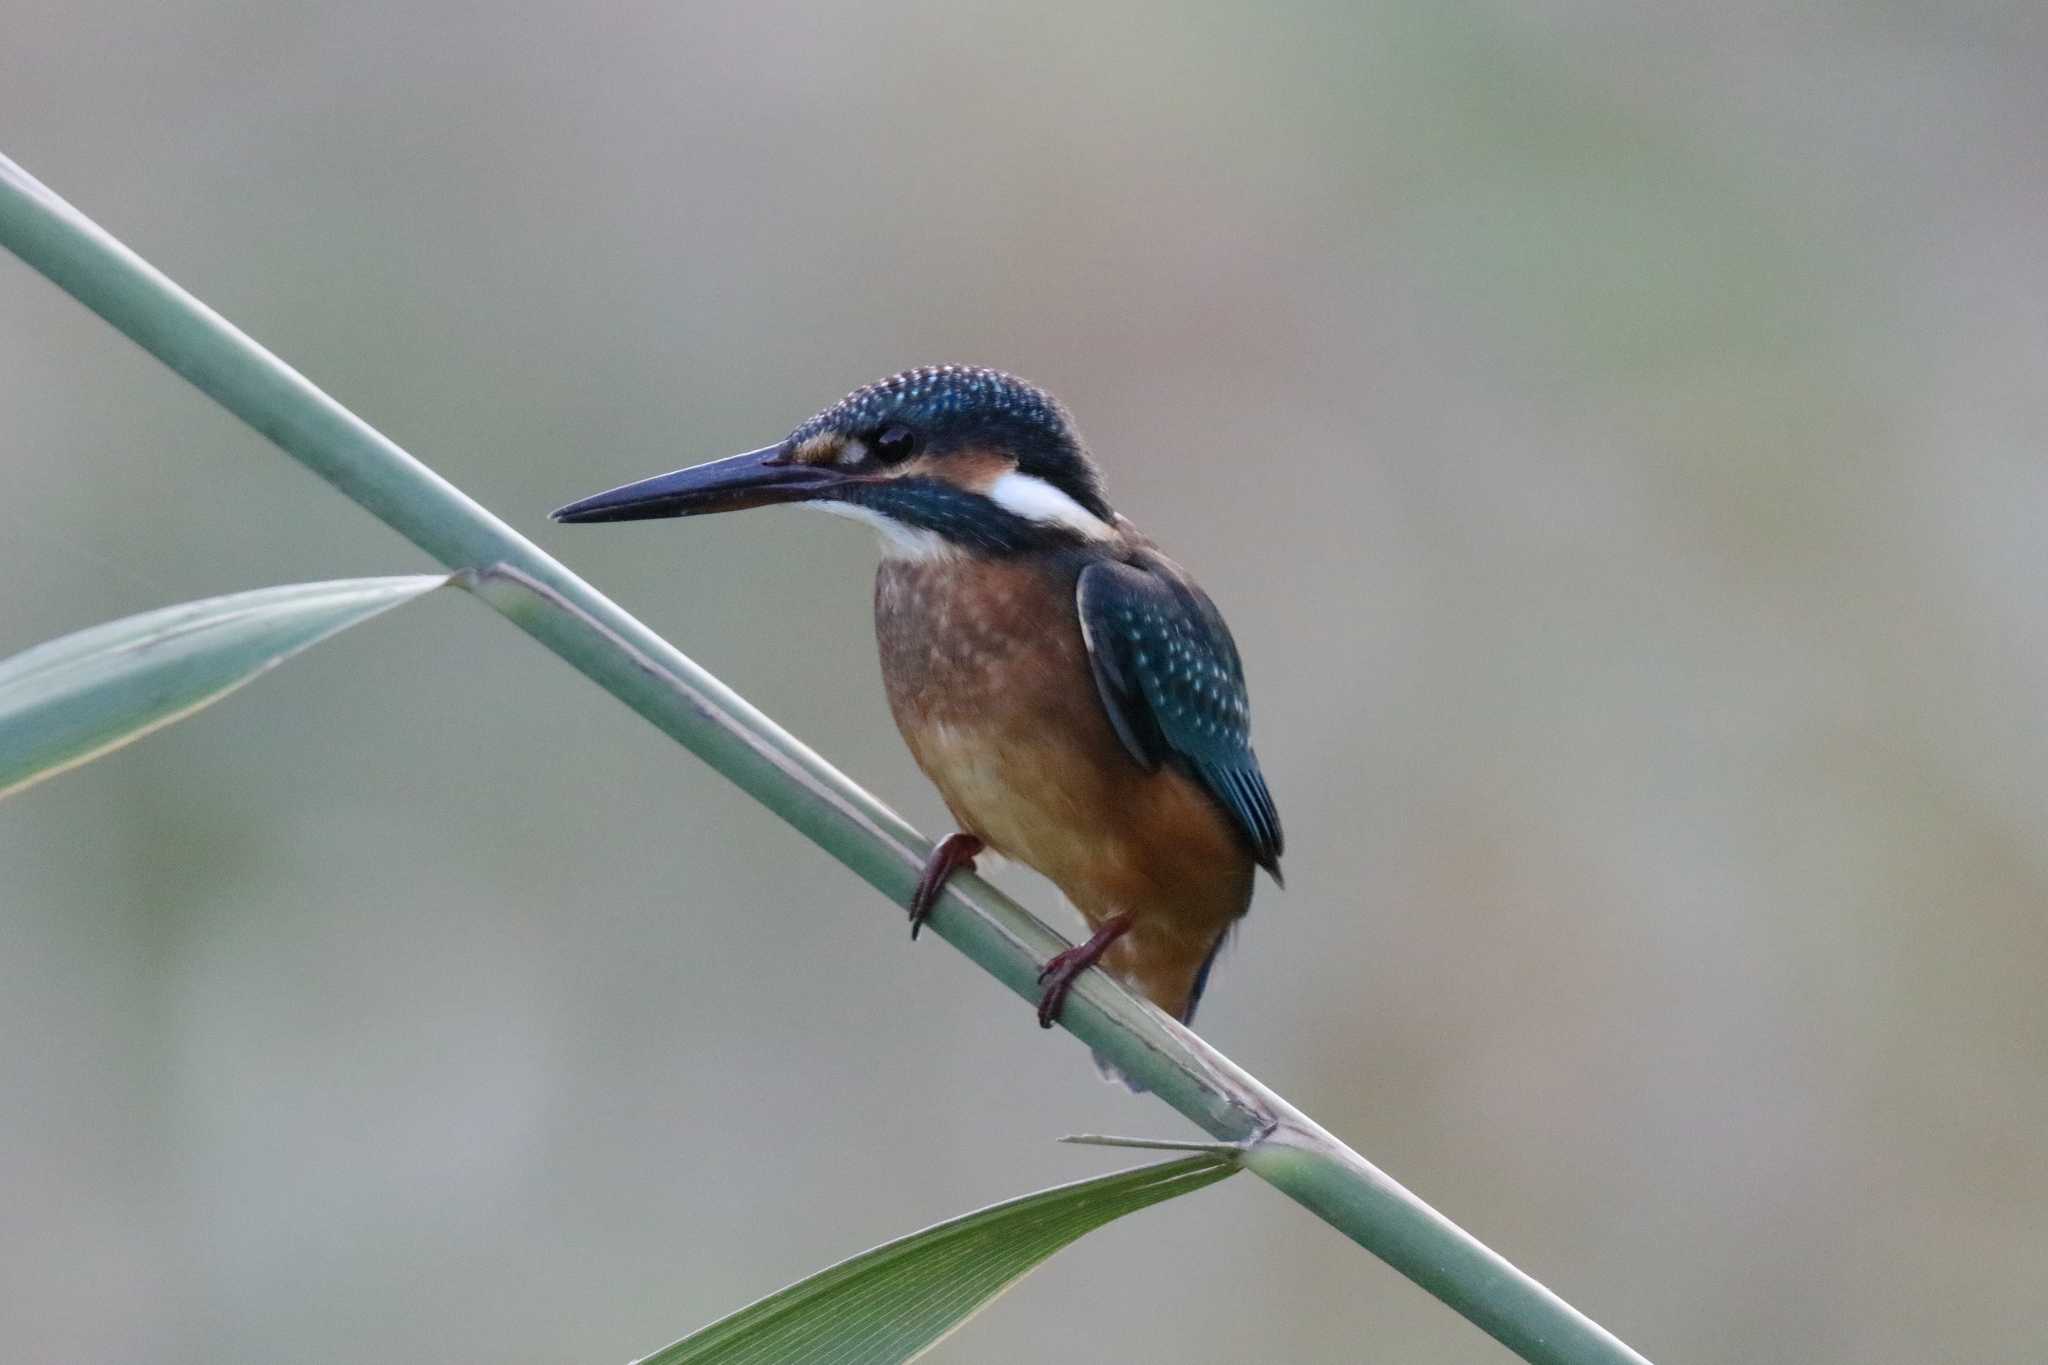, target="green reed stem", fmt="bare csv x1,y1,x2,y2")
0,149,1652,1365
